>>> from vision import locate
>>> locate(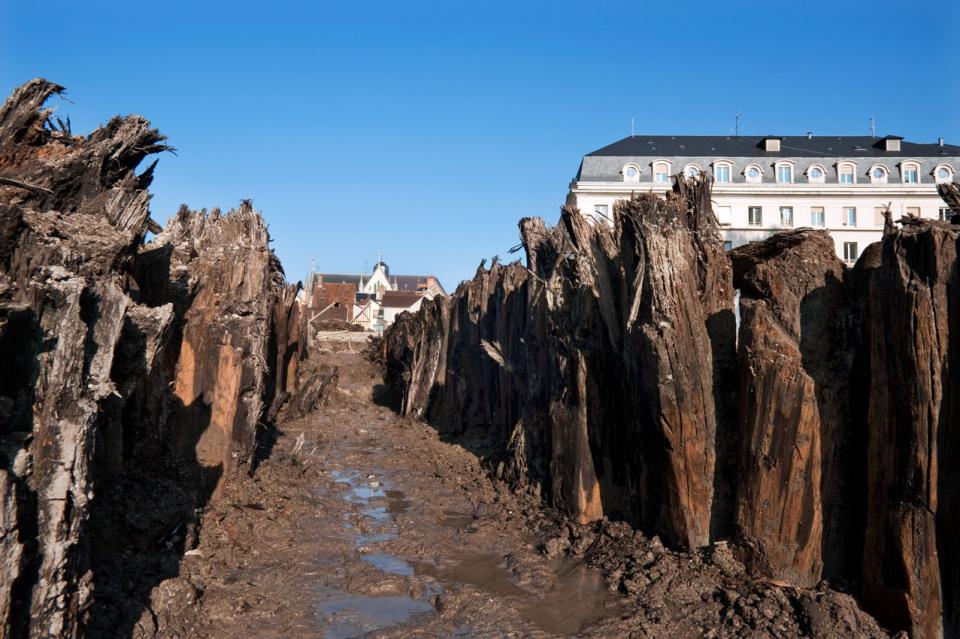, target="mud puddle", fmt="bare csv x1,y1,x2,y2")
318,592,434,639
328,466,616,636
